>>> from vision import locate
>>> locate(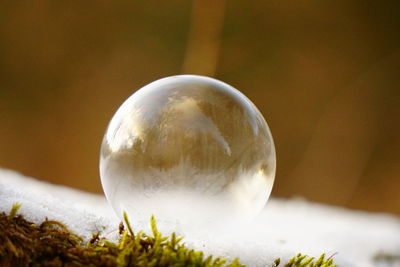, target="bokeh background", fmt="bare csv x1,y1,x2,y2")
1,1,399,214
